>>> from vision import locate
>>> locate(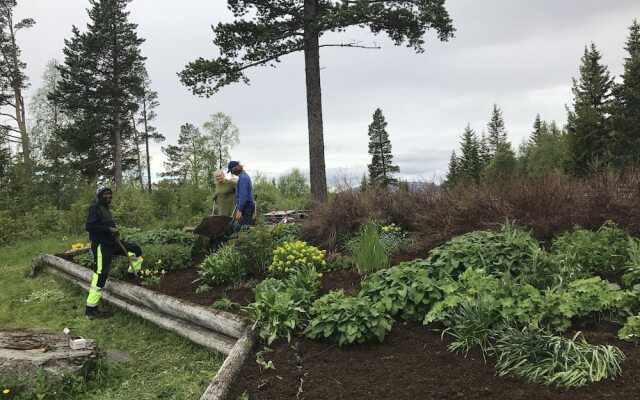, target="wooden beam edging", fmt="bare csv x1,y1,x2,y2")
34,253,246,339
199,326,258,400
49,268,236,354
